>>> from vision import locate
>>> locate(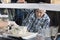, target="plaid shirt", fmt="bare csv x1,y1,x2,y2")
22,12,50,37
